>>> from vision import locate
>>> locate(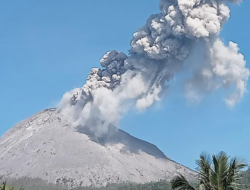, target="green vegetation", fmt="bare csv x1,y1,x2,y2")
3,151,250,190
240,168,250,190
6,178,172,190
4,178,65,190
74,180,171,190
4,173,250,190
0,181,24,190
171,151,247,190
